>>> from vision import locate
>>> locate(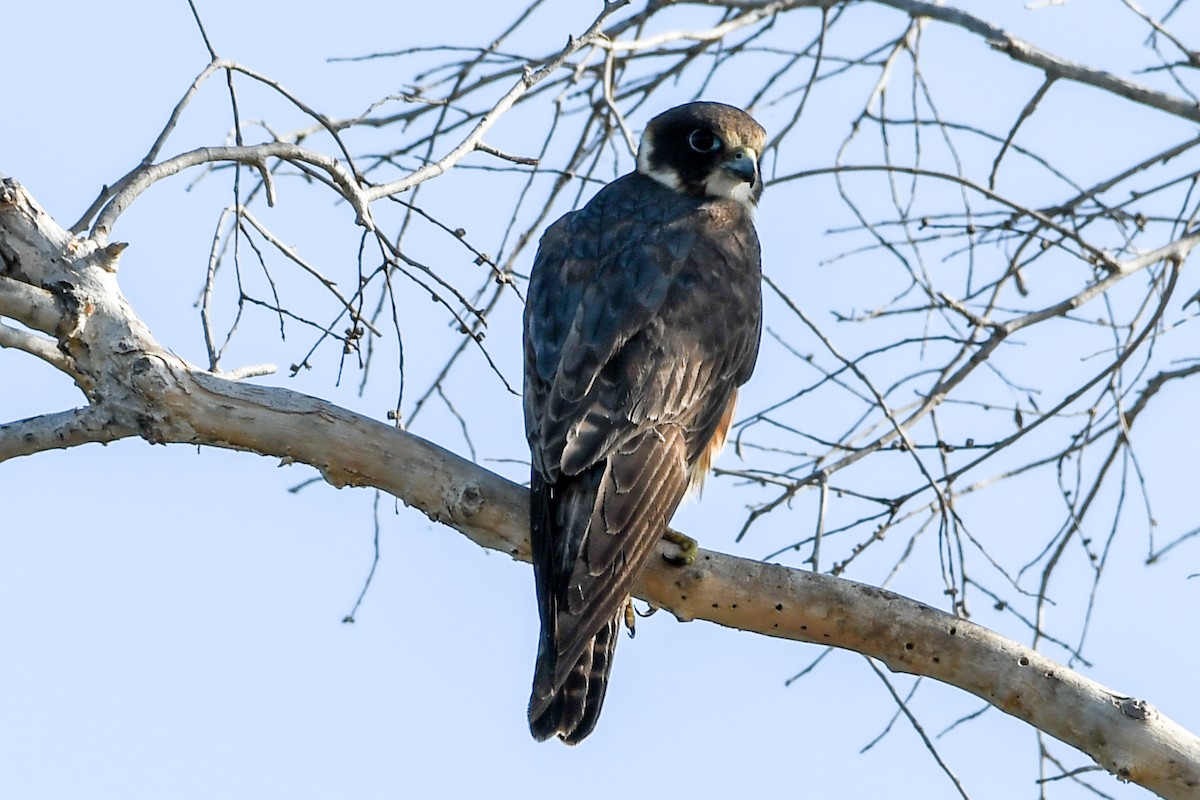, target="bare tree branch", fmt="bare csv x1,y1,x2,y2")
360,0,631,202
8,1,1200,794
4,173,1200,798
0,406,134,461
90,142,373,243
0,320,72,371
0,276,63,335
